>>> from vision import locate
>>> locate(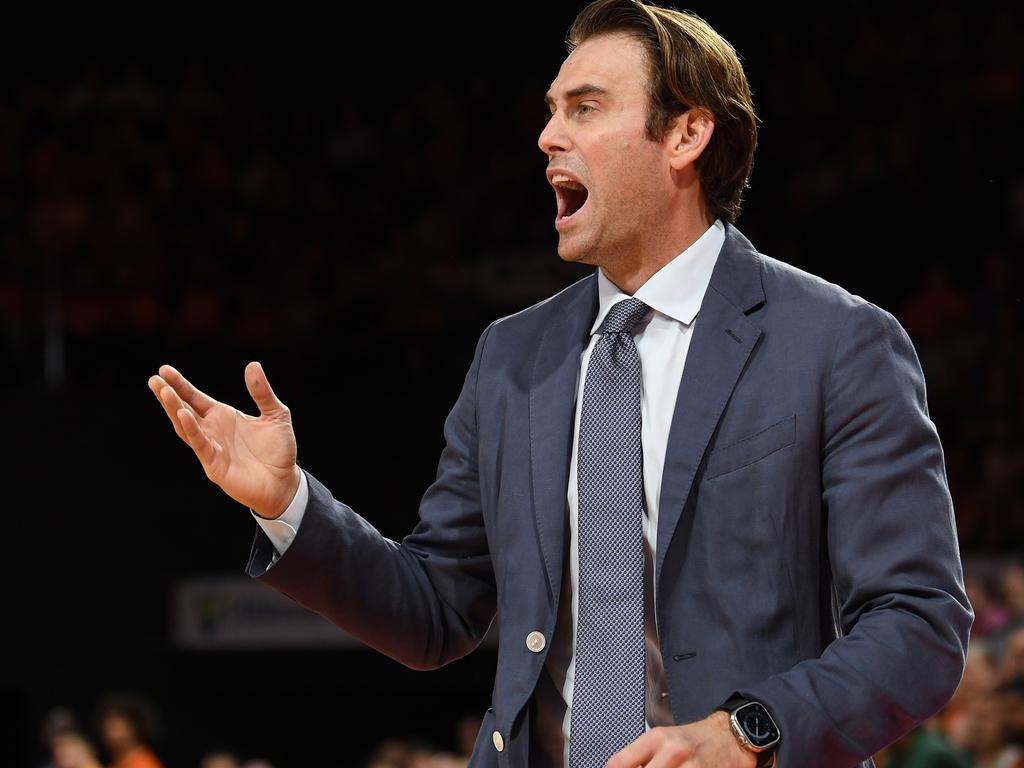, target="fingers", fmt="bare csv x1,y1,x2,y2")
178,407,218,470
245,361,288,417
608,729,691,768
639,741,693,768
149,374,189,442
148,373,220,473
157,364,216,416
607,733,651,768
